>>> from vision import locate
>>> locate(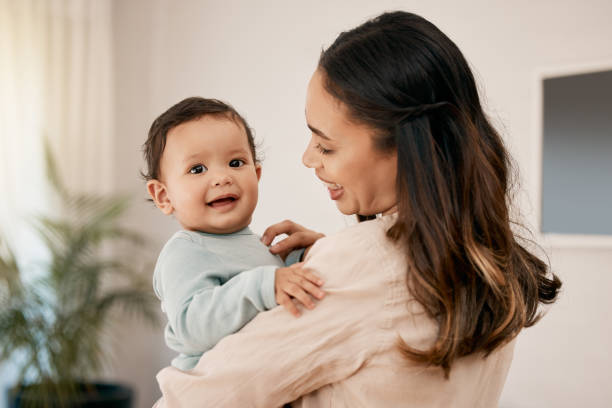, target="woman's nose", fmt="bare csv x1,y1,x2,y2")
302,140,319,169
